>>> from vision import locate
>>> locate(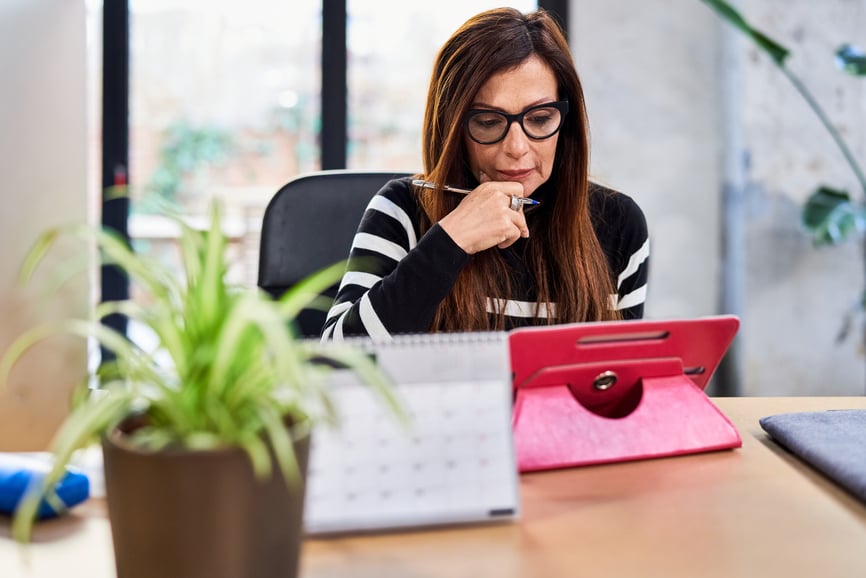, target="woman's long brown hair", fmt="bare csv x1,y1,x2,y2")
419,8,620,331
